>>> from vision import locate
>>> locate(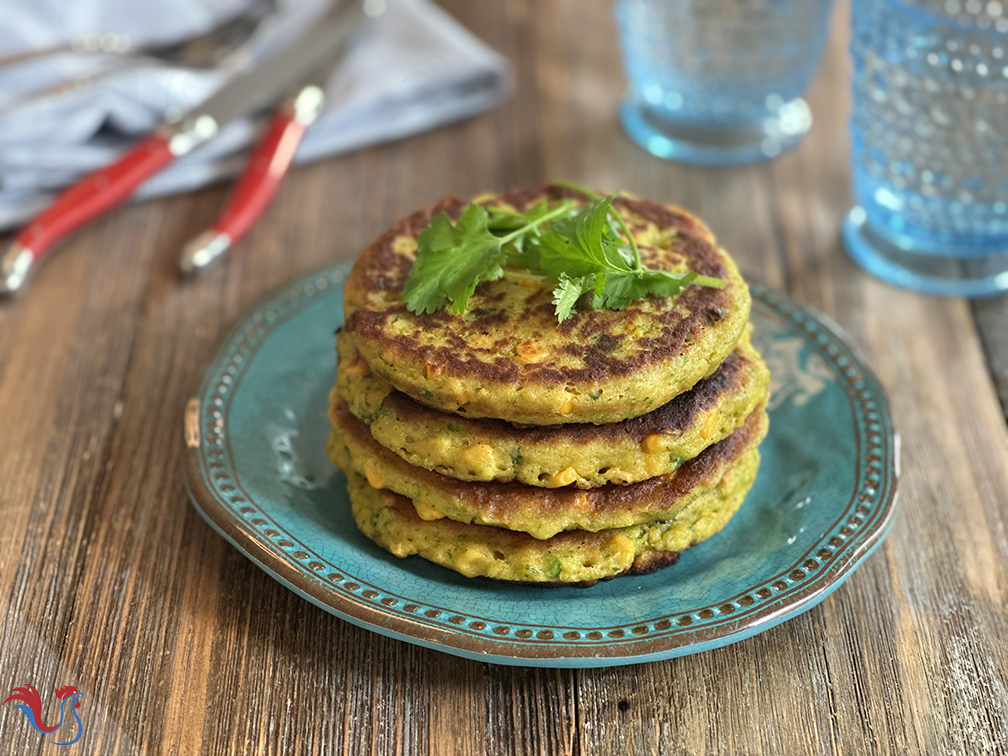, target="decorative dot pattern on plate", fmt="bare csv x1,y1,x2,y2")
184,265,898,666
